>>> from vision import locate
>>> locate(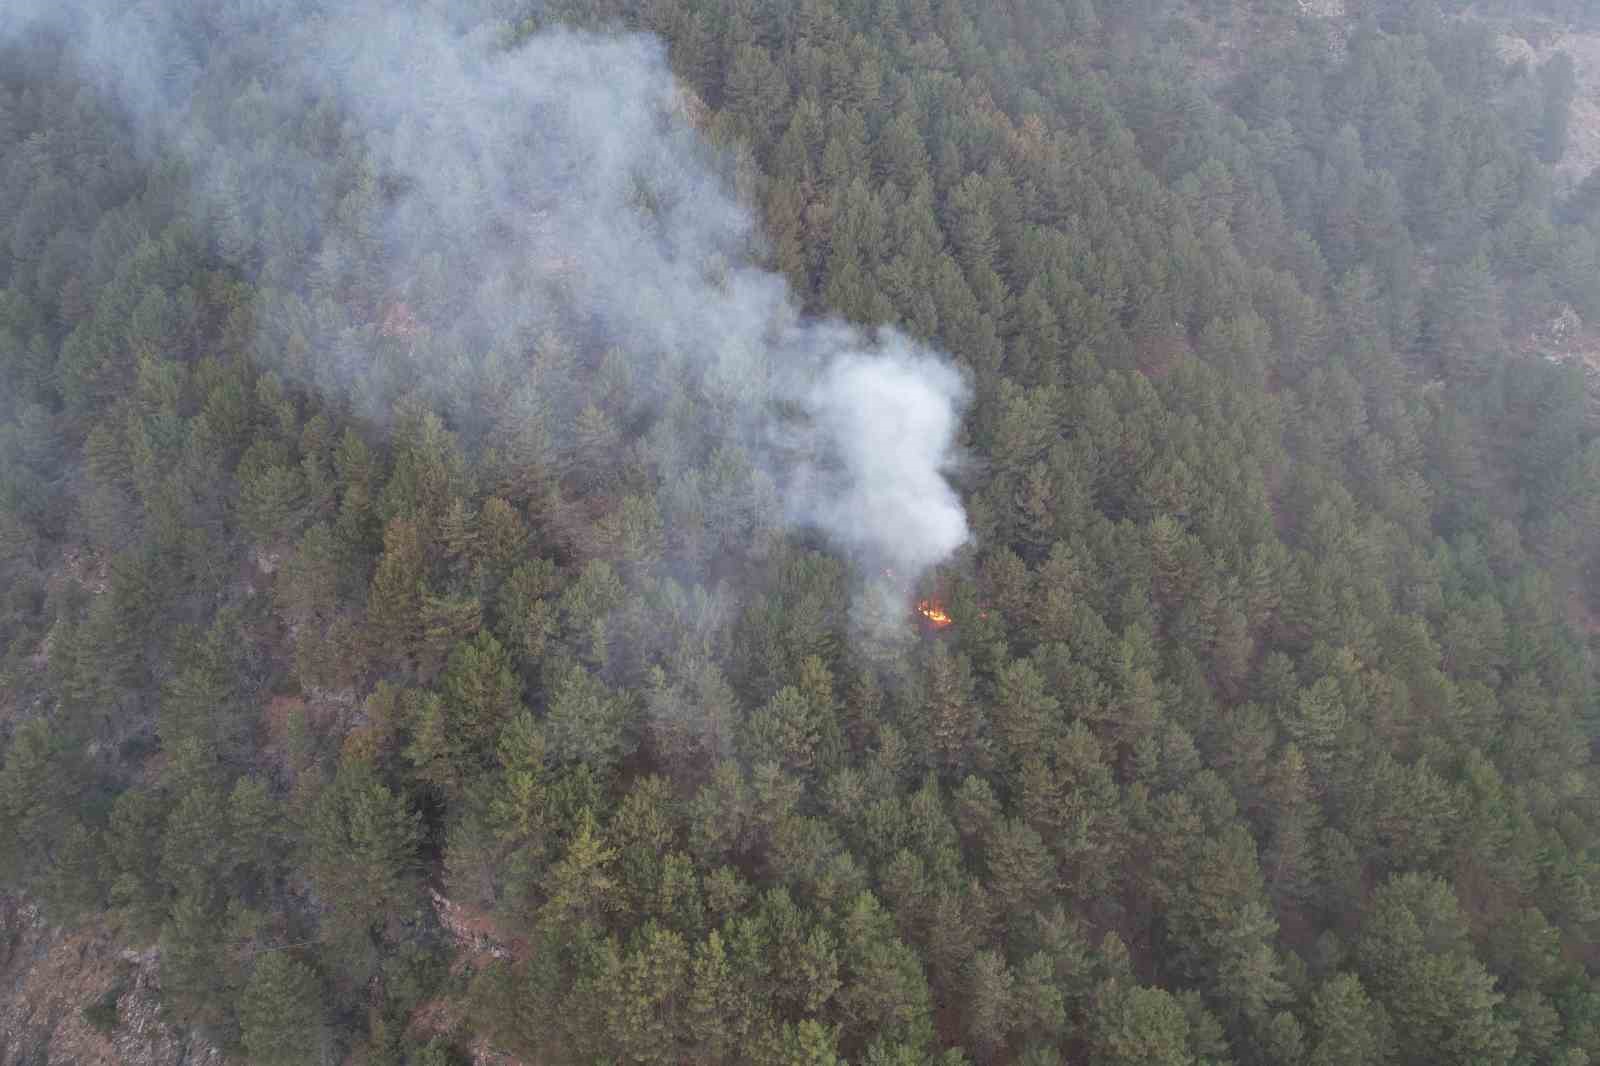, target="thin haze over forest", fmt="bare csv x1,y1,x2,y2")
1,0,971,598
